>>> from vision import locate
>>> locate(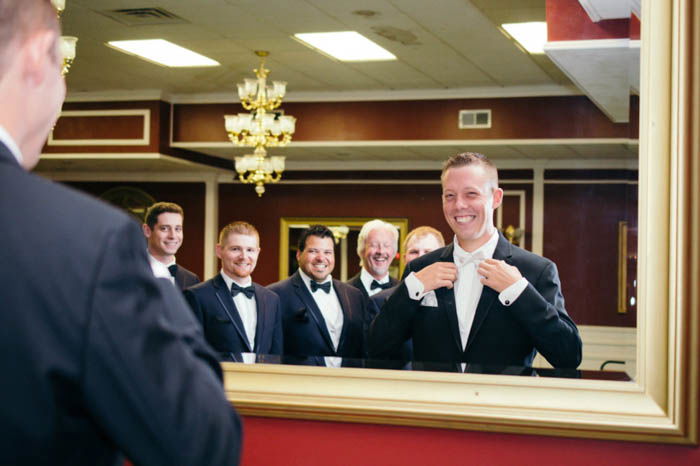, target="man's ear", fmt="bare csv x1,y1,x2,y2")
142,224,152,238
215,243,223,260
21,30,57,85
492,187,504,210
